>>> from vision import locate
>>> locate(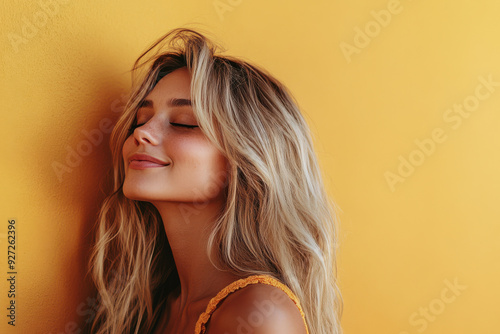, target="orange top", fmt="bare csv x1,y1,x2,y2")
194,274,309,334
